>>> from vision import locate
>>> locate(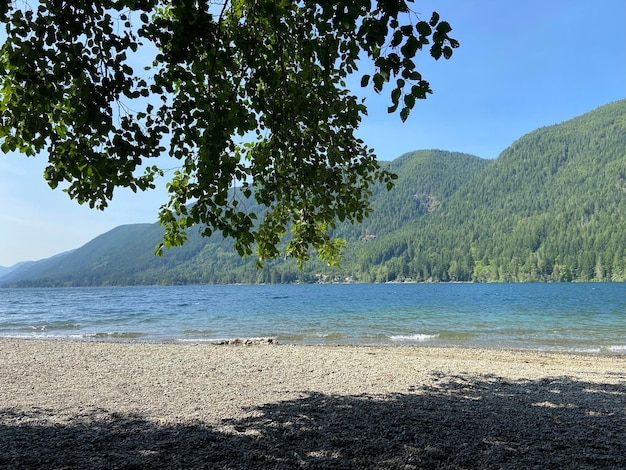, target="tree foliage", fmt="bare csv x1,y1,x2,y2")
0,0,458,264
